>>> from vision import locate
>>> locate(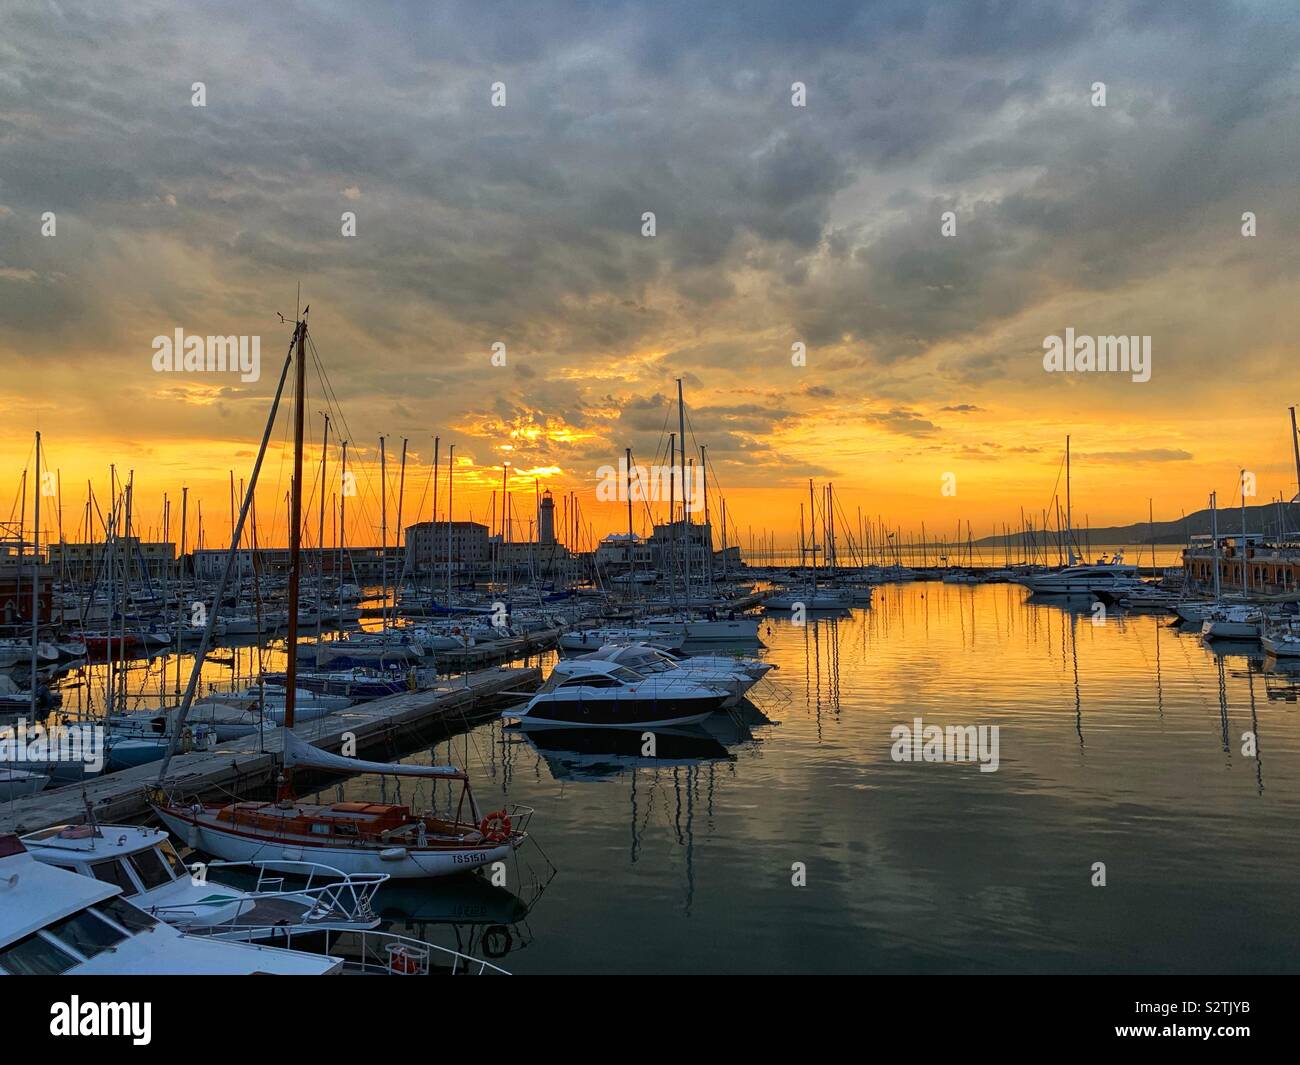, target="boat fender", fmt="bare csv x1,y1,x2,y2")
380,847,408,861
283,847,303,861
